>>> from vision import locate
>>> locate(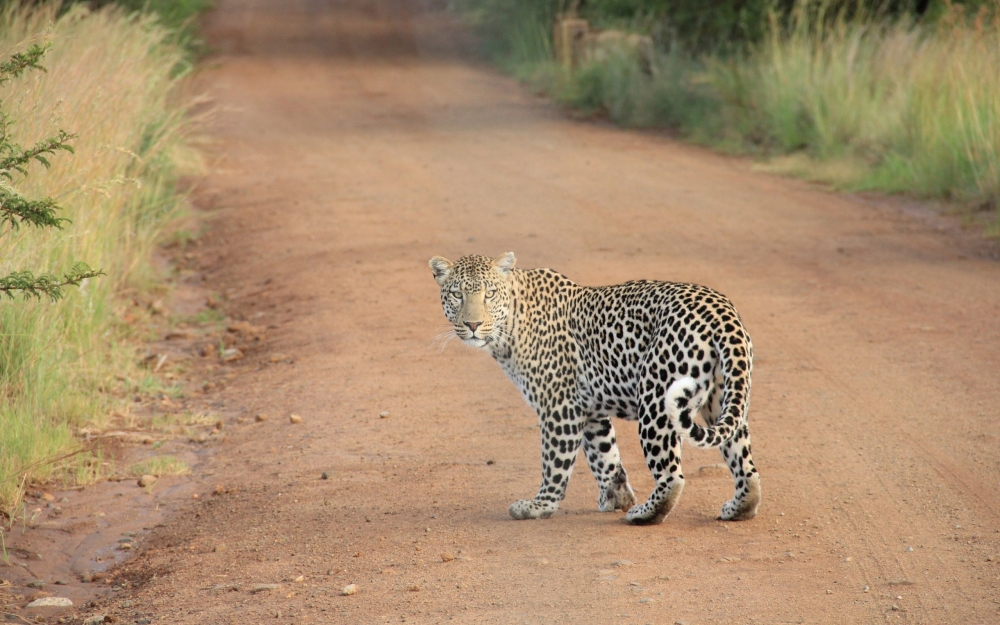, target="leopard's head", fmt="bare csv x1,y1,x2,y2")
428,252,516,350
